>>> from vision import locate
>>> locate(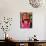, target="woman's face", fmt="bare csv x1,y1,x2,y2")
22,13,30,21
22,13,30,23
